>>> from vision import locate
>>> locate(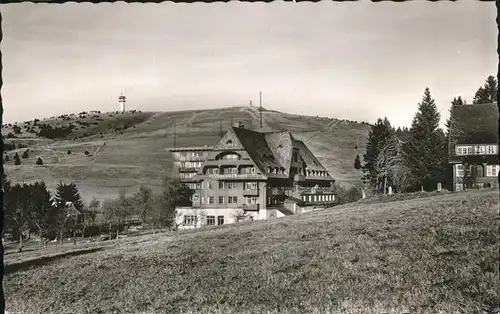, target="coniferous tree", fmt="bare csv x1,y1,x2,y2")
27,181,53,246
354,155,362,170
472,75,498,104
405,88,446,191
14,153,21,166
54,182,84,212
36,157,43,165
21,150,29,159
4,155,9,162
